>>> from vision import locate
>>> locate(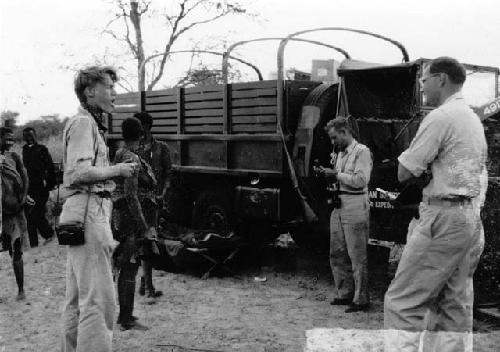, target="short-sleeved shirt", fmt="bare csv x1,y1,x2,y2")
331,139,373,193
62,107,115,197
398,92,487,199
